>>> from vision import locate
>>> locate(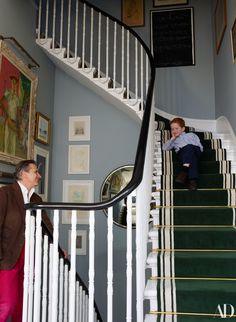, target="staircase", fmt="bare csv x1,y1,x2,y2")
145,115,236,321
